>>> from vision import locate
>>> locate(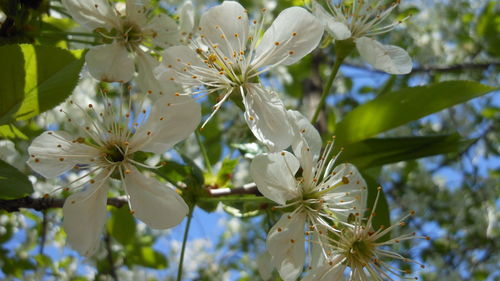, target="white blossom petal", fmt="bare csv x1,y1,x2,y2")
126,0,148,27
302,260,346,281
257,251,274,281
267,212,306,281
135,50,182,97
62,0,119,31
254,7,324,67
288,110,322,163
147,14,182,48
312,1,351,40
243,84,293,152
124,167,189,229
323,163,368,218
179,1,196,36
86,43,135,82
129,94,200,154
198,1,249,56
250,152,300,205
355,37,412,75
159,45,206,83
62,175,109,256
27,131,99,178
